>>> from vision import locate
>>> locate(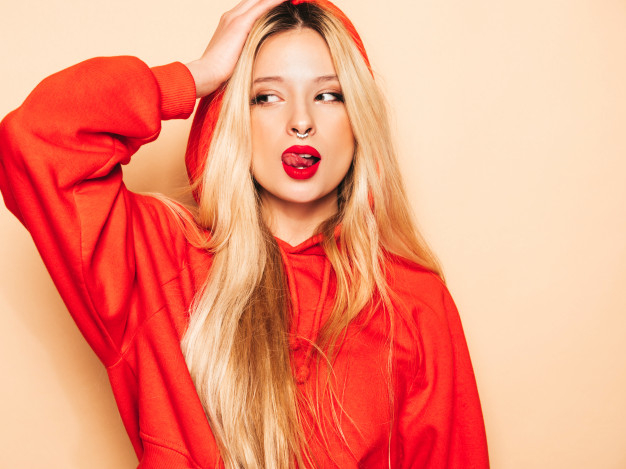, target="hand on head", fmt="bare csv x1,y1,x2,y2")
186,0,288,98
